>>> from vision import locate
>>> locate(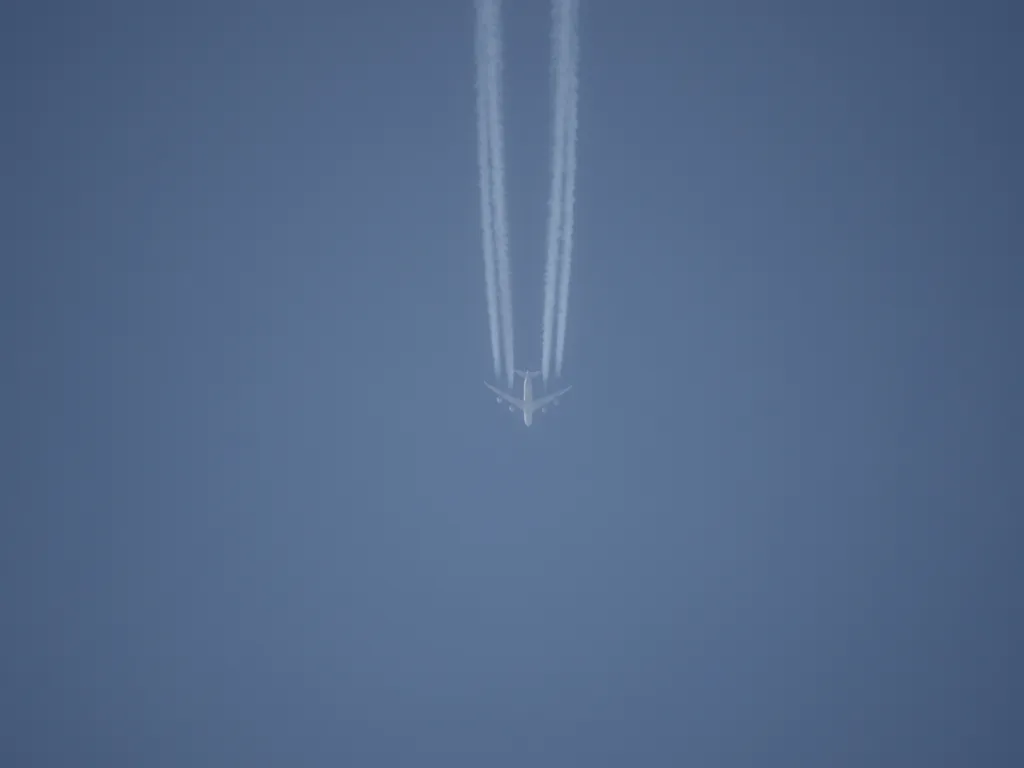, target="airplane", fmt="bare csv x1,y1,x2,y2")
485,369,572,426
